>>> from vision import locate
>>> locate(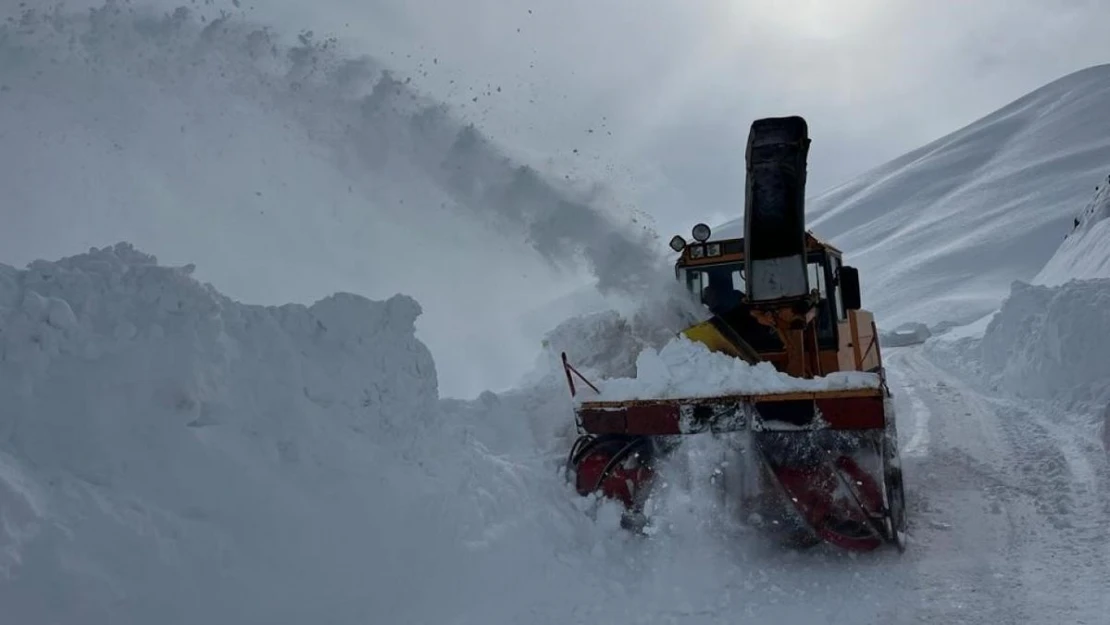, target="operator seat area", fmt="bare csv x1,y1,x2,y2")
701,283,744,316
